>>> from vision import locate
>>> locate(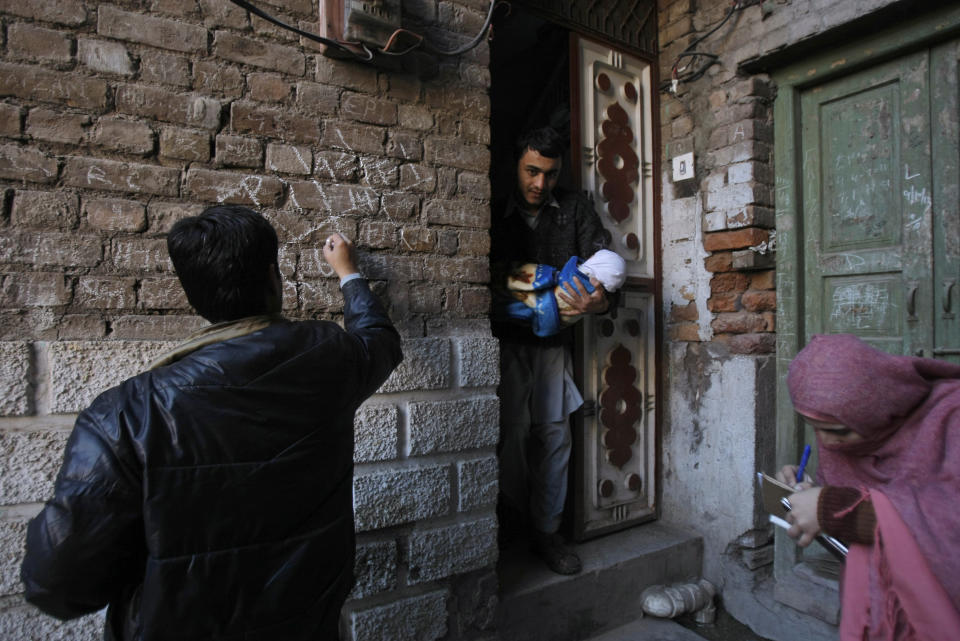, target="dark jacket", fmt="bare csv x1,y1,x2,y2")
491,188,611,347
21,278,402,641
